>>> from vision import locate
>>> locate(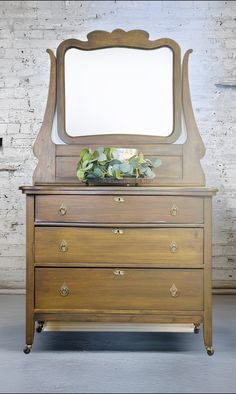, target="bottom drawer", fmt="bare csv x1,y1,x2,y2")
35,268,203,311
